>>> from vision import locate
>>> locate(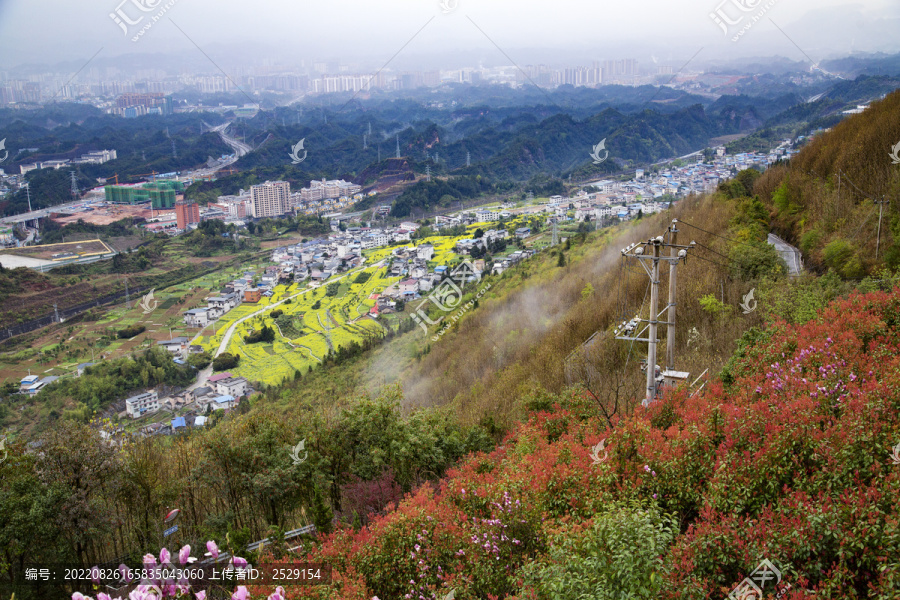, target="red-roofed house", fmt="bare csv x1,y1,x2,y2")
208,372,233,384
